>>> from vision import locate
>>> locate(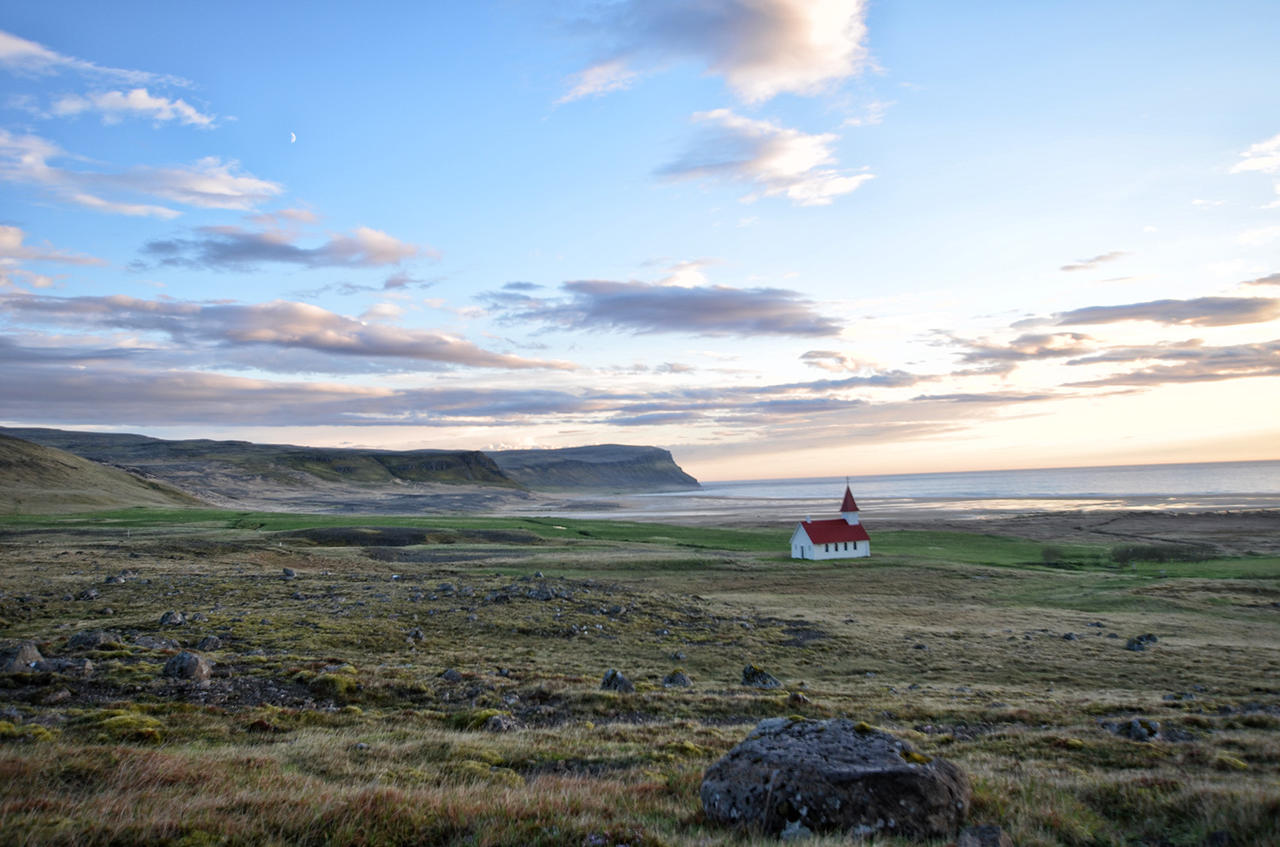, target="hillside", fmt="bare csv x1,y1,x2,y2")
0,429,701,511
490,444,700,491
0,434,204,513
